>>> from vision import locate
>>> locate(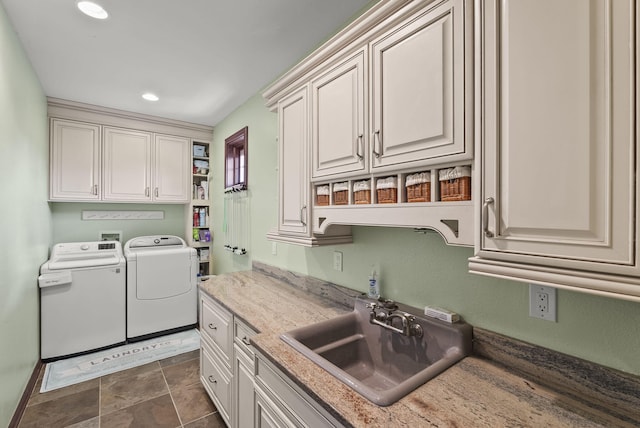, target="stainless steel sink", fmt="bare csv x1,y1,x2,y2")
281,296,472,406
